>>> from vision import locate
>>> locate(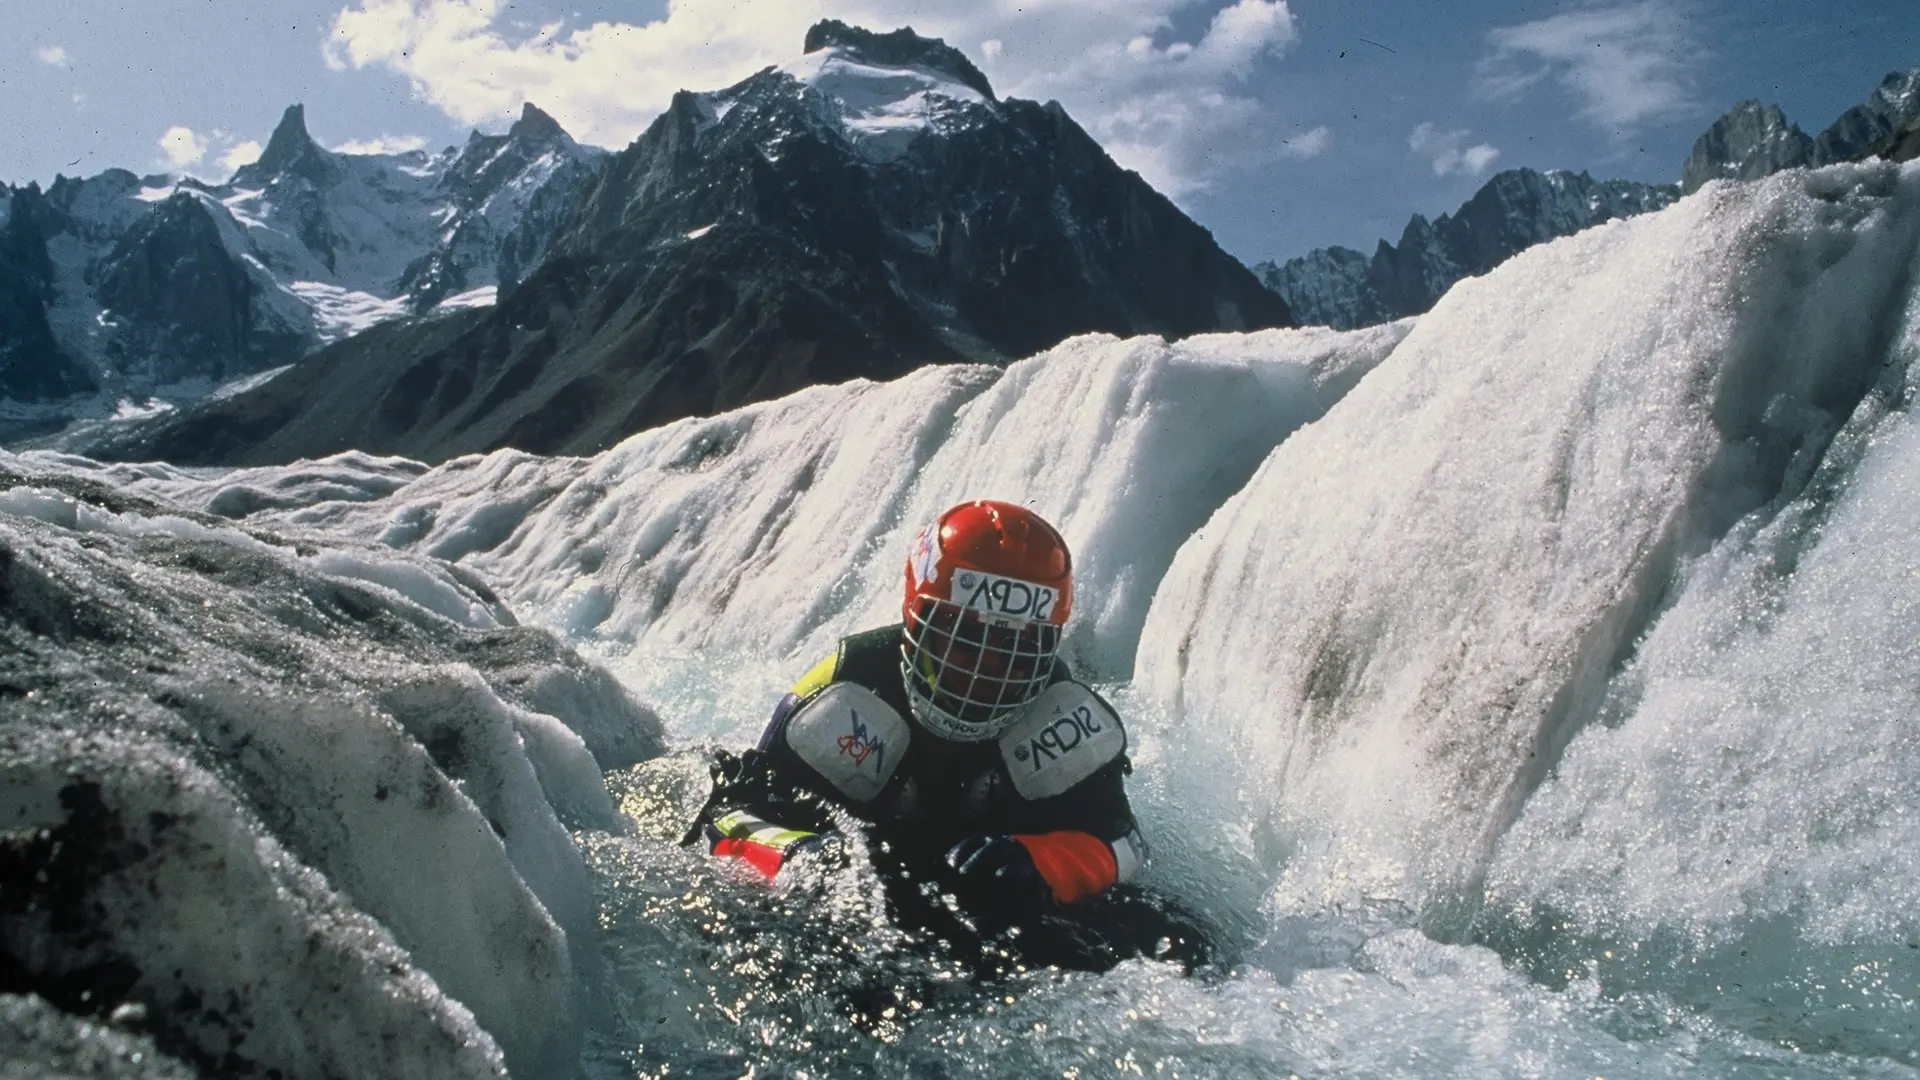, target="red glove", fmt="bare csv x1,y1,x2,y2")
947,831,1118,905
